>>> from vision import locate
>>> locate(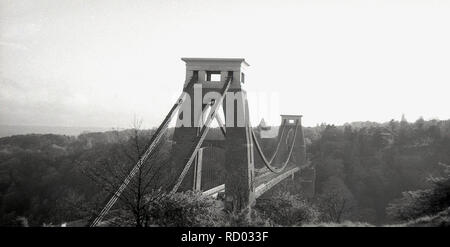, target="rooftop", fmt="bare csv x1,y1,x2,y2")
181,57,250,67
